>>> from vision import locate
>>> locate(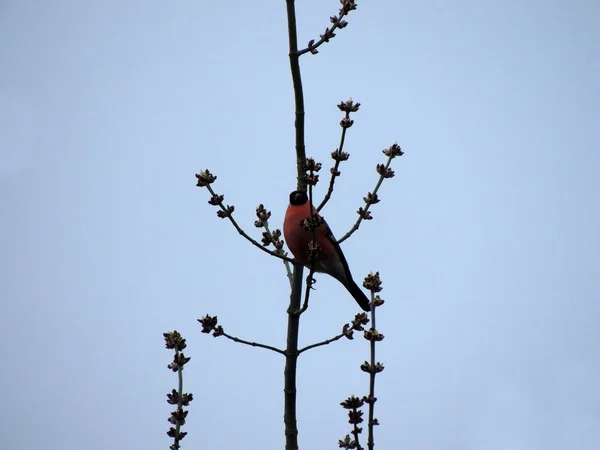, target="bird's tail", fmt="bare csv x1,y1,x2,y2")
344,278,371,312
